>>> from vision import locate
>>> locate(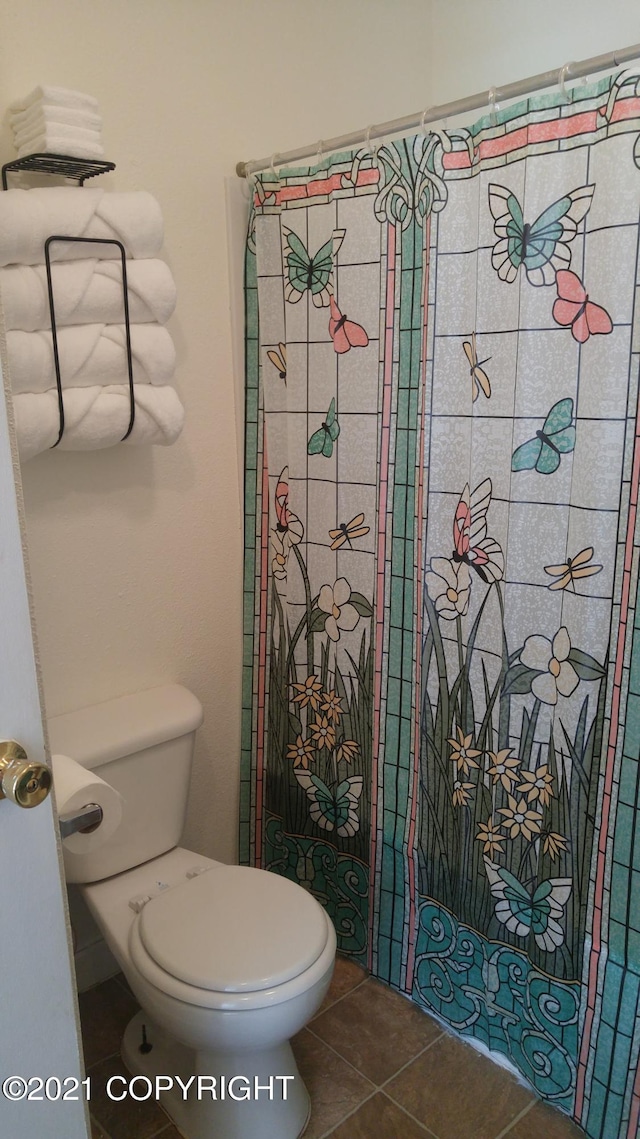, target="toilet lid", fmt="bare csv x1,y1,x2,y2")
138,865,329,992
